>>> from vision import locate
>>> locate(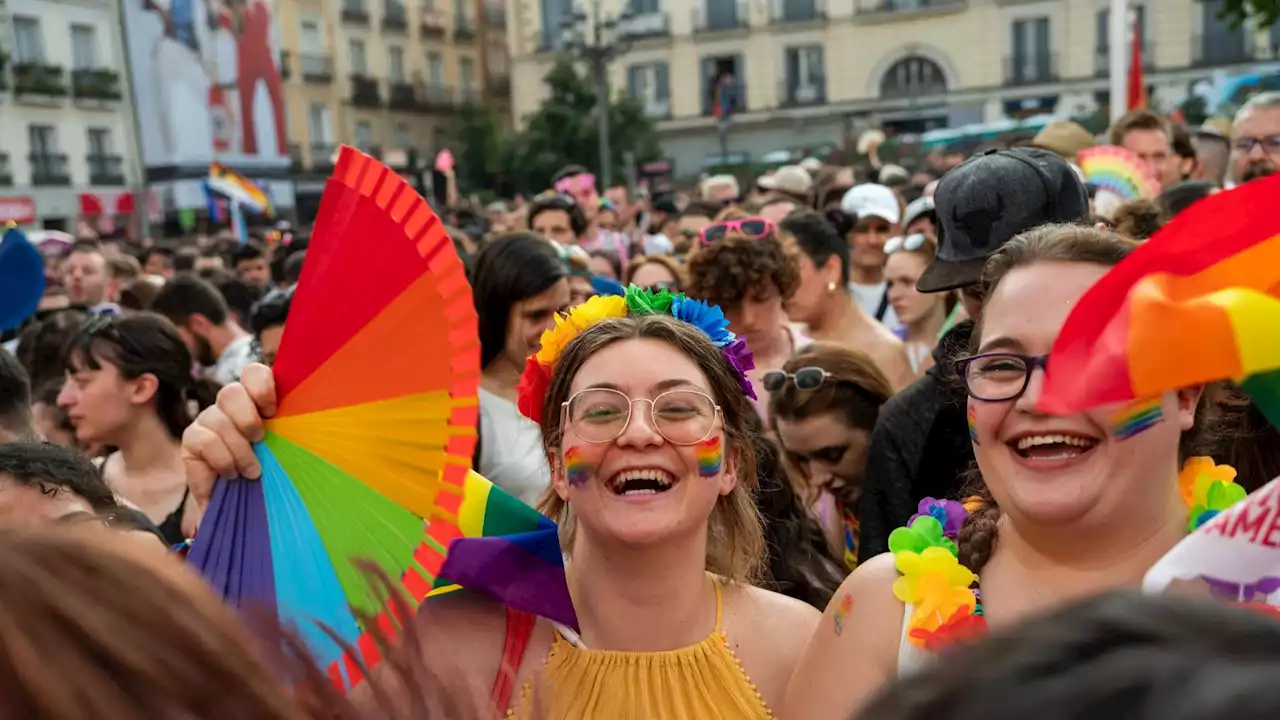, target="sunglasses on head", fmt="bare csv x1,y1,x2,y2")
699,217,776,246
762,366,831,393
884,234,928,254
